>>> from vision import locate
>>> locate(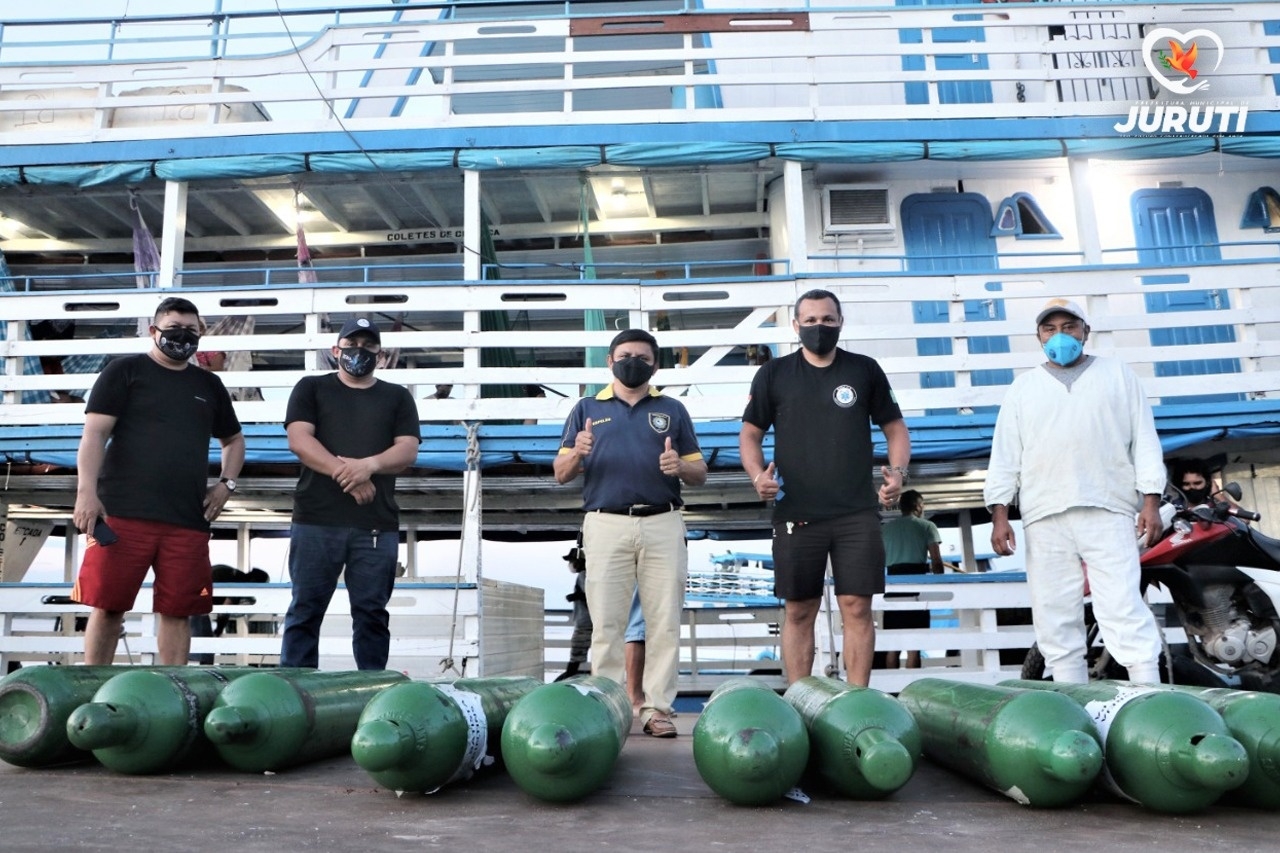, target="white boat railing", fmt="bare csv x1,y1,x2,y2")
3,263,1279,425
0,573,1049,693
0,2,1275,144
